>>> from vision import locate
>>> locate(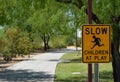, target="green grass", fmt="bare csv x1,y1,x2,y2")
54,52,113,82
